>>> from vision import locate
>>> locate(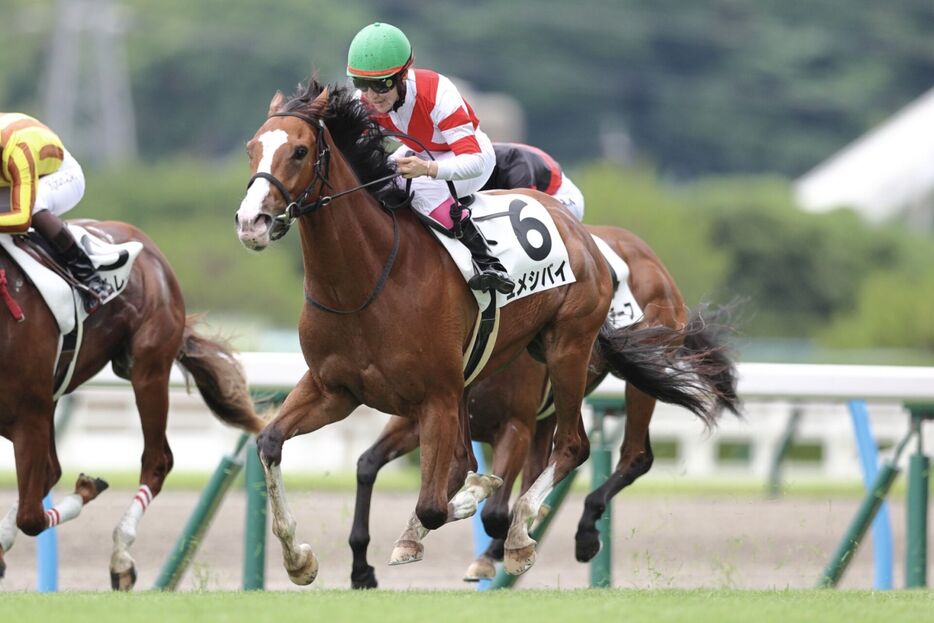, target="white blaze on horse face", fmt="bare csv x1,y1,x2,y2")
237,129,289,230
